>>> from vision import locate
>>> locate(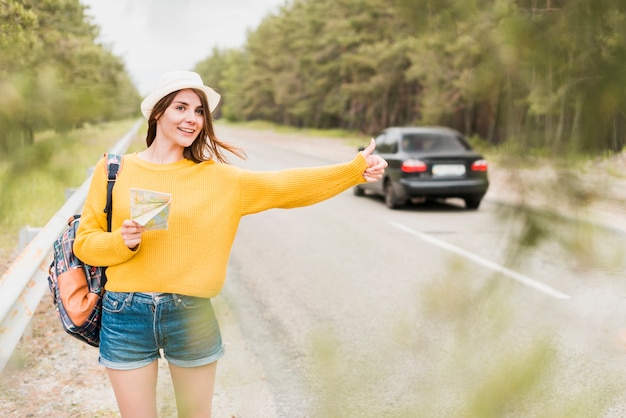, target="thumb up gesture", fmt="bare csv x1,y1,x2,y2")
360,138,388,182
